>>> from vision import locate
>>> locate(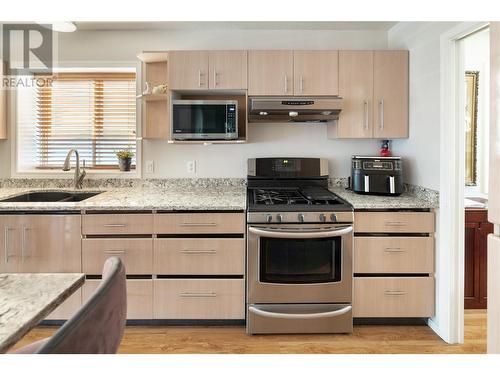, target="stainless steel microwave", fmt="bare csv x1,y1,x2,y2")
172,100,238,140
